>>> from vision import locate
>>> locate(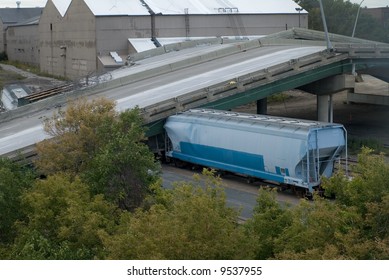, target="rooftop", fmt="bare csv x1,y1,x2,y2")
50,0,306,17
144,0,307,15
0,7,43,26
